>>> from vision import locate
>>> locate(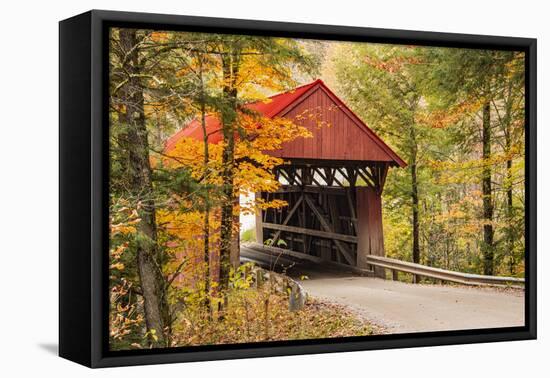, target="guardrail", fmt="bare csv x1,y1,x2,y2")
366,255,524,288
